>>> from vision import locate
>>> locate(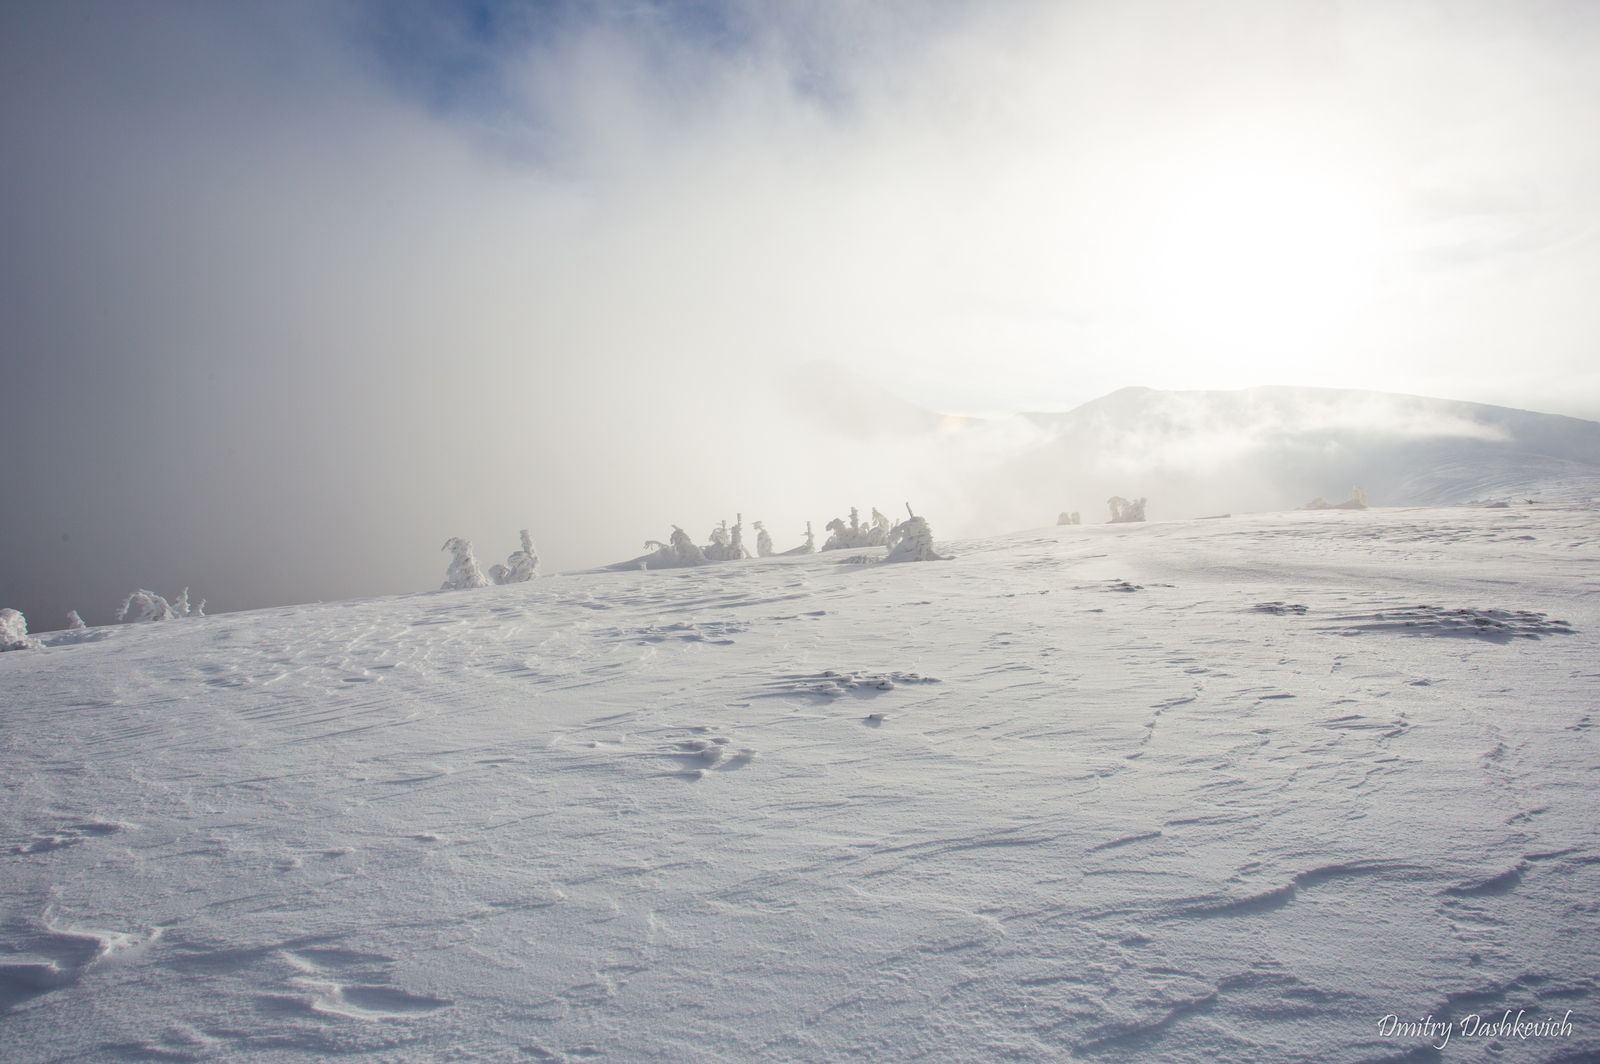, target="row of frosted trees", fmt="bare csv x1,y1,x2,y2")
620,505,941,572
441,505,943,589
441,530,542,590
